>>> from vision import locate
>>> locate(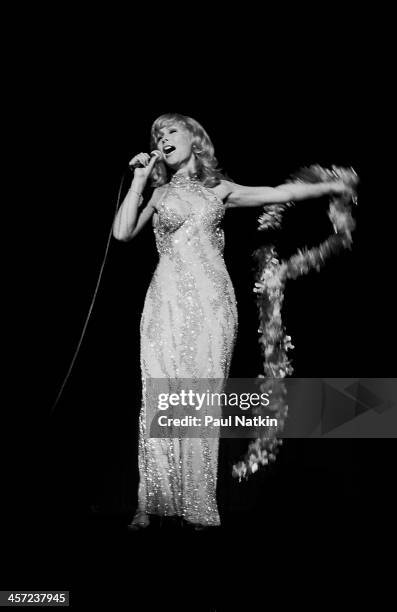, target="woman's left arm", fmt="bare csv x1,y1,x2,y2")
219,179,352,208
